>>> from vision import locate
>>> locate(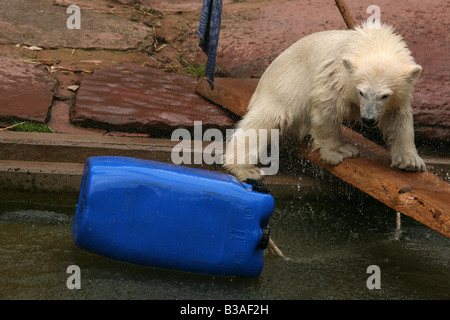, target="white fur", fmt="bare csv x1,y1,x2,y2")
224,23,426,181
